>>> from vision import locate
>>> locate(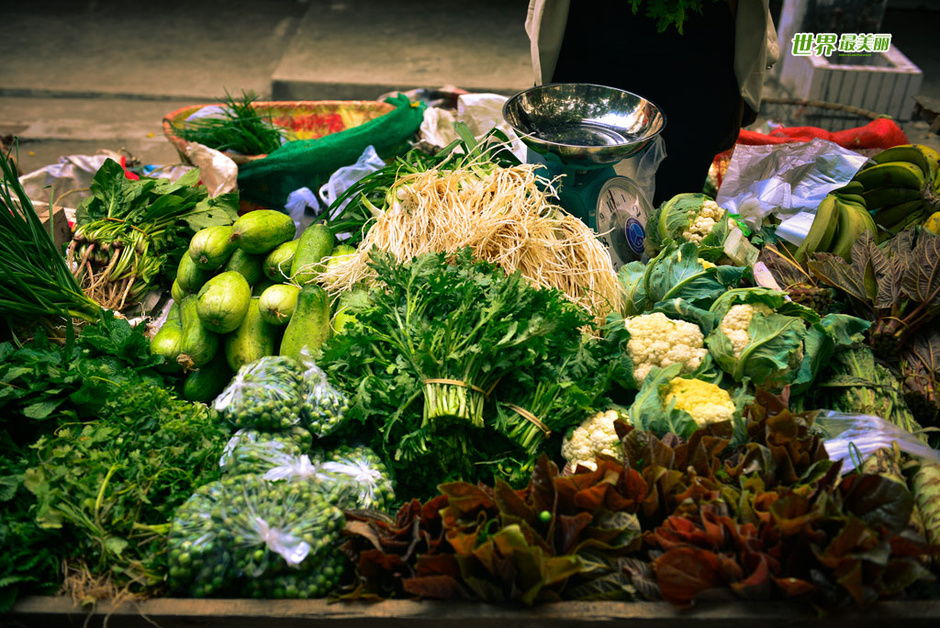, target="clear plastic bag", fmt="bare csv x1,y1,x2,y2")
817,411,940,473
613,135,666,206
319,145,385,220
318,445,395,511
263,445,395,511
214,356,306,431
167,482,236,598
299,358,349,438
168,473,346,598
219,429,306,476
